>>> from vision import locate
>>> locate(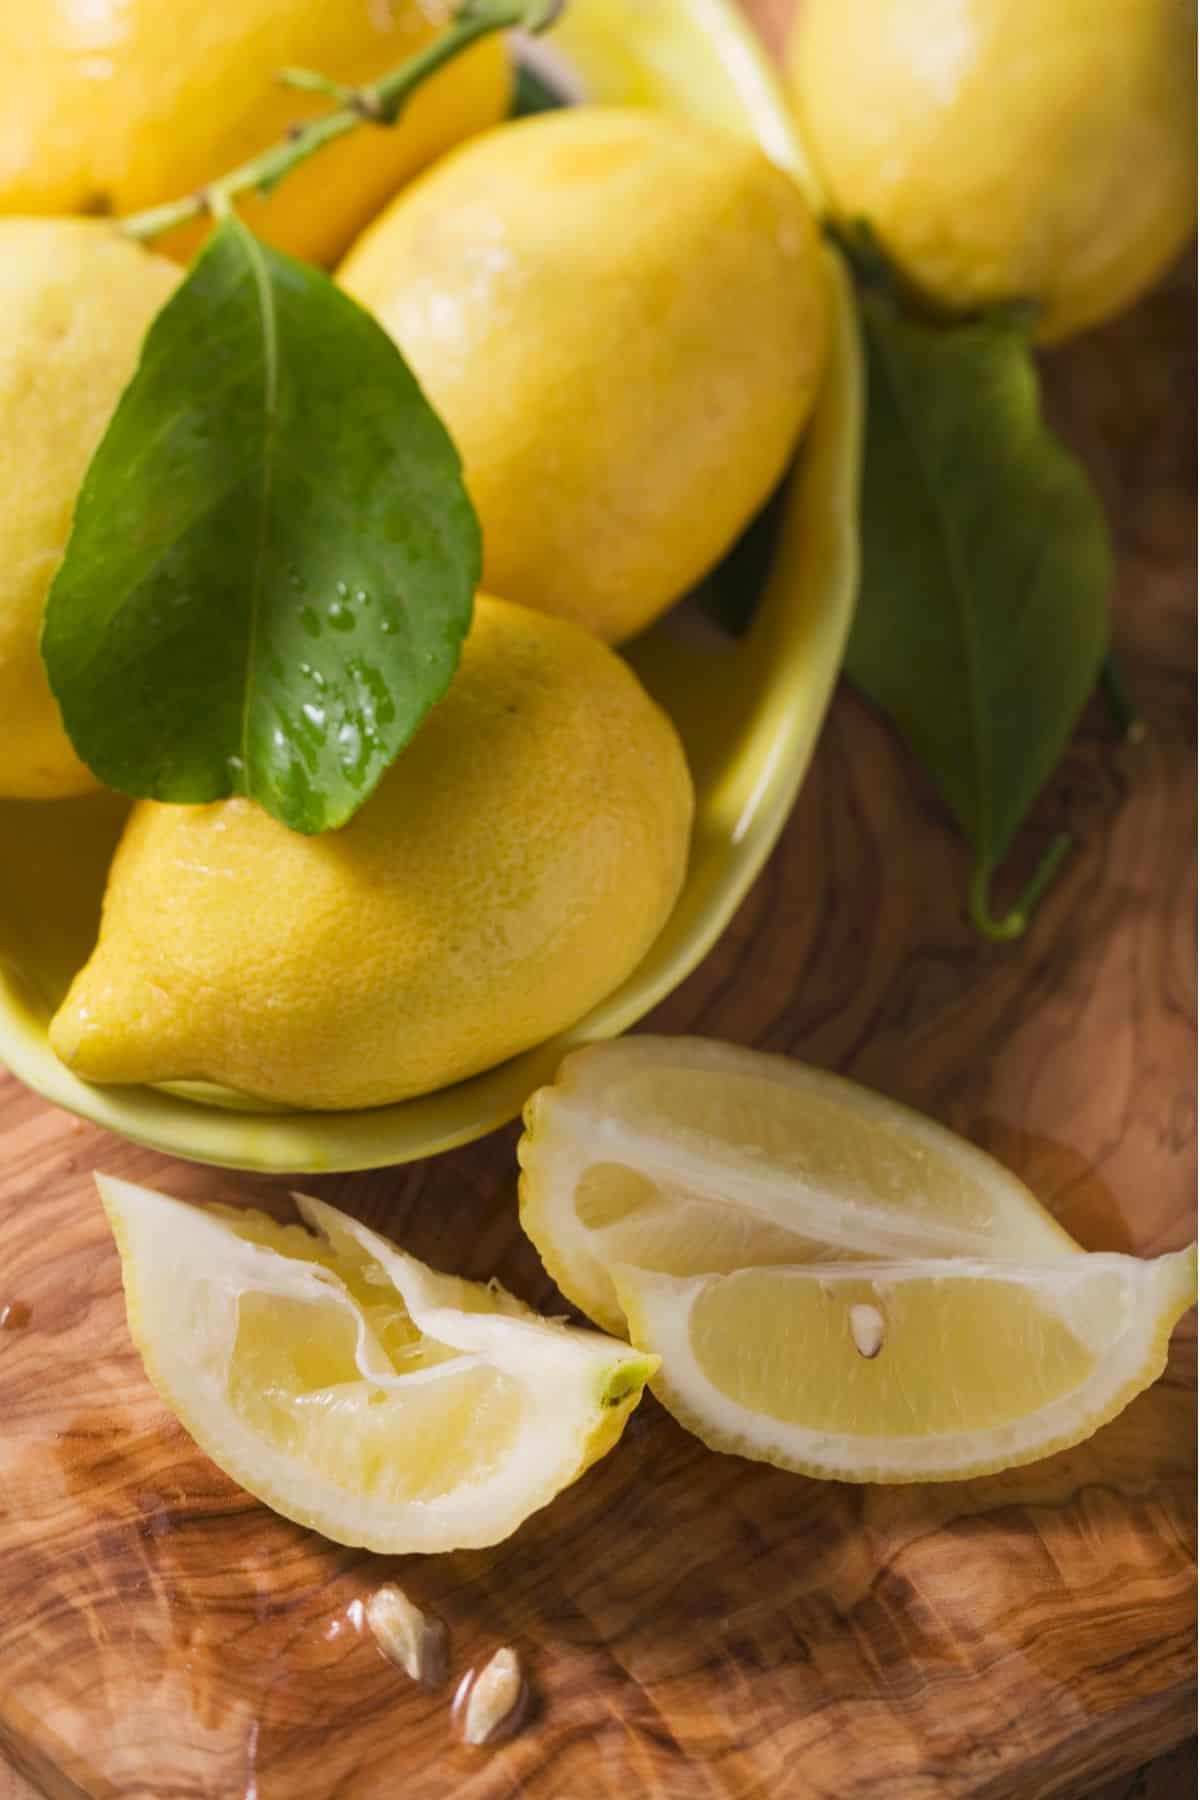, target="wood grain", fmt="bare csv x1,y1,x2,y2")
1,4,1195,1795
